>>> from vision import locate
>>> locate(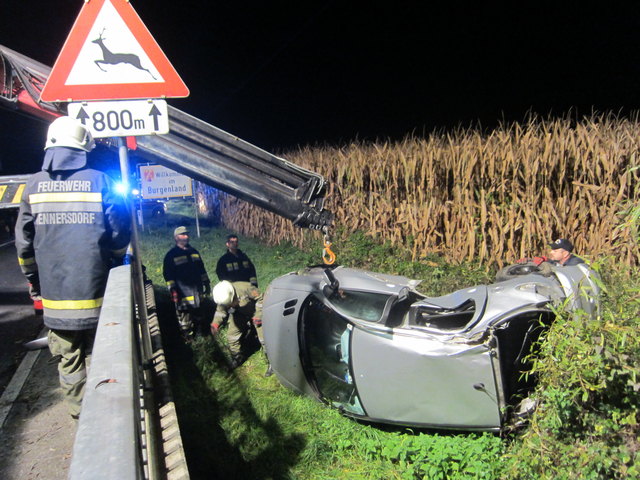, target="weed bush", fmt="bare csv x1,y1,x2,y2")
502,265,640,479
